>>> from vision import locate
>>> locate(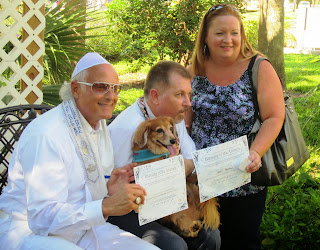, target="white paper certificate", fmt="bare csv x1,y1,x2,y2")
134,155,188,226
192,135,251,203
